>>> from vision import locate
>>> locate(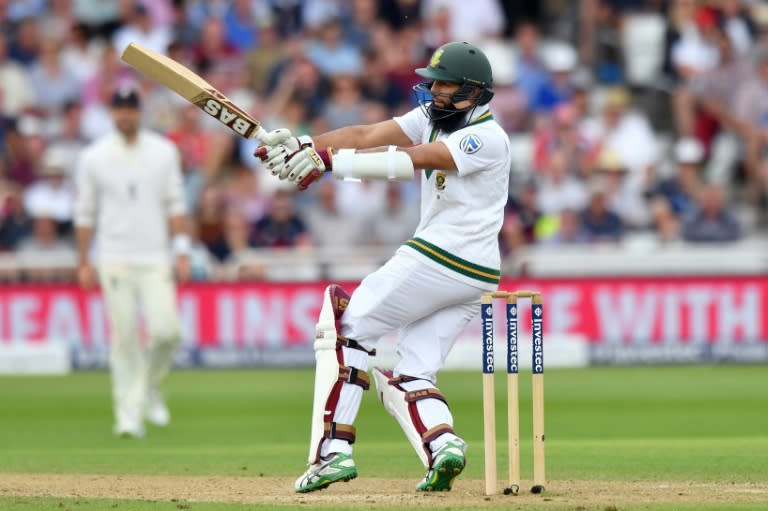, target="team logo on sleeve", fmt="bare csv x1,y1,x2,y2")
459,134,483,154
